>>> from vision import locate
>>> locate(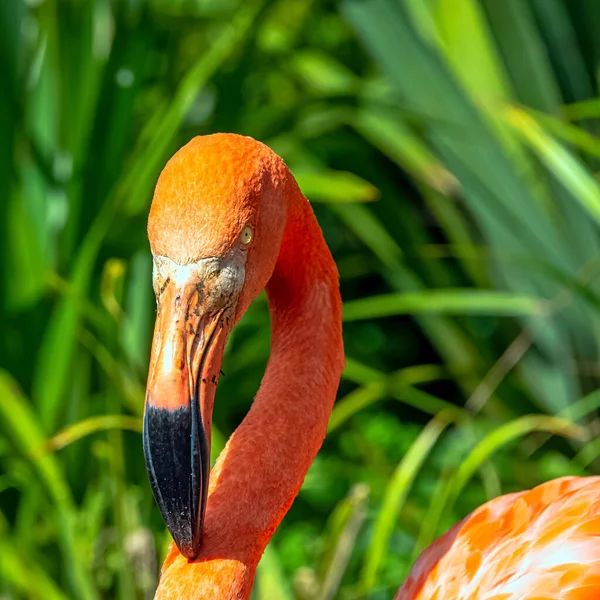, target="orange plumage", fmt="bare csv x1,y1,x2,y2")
399,477,600,599
144,133,600,599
